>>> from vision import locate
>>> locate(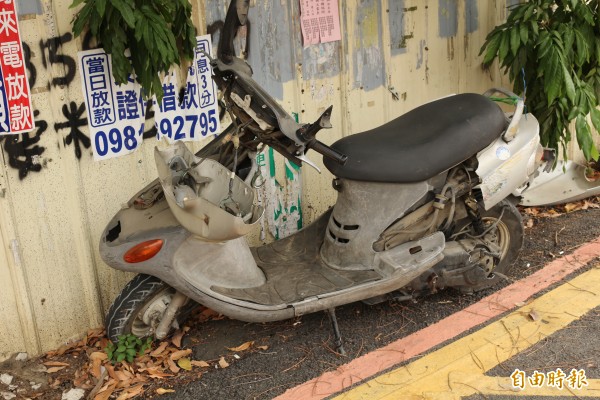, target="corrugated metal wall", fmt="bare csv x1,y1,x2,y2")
0,0,519,359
